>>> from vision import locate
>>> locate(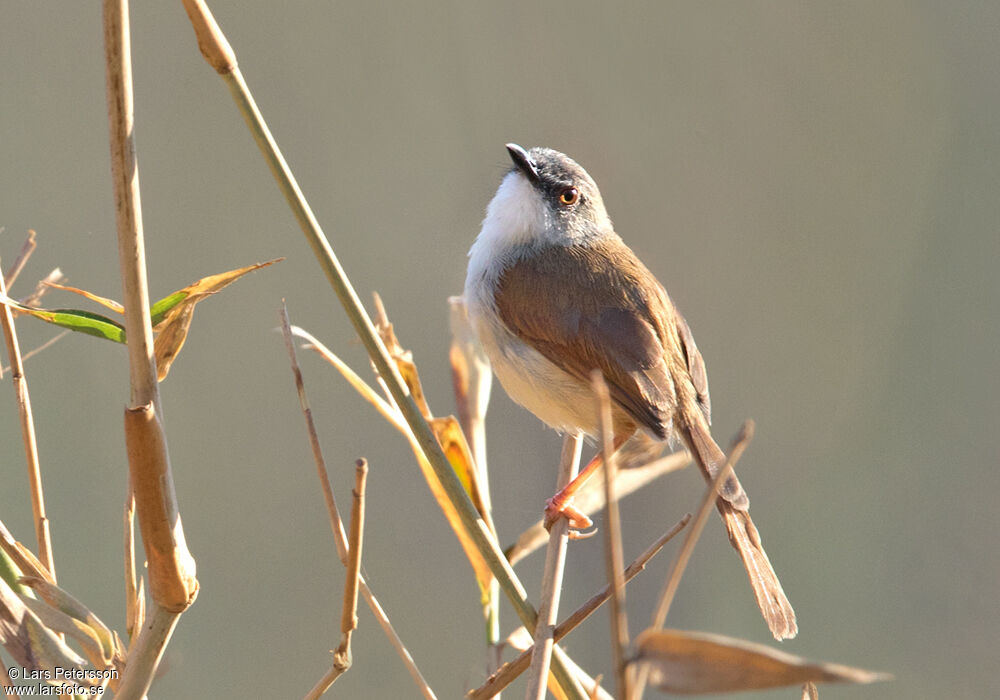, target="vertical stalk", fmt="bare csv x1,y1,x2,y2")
0,268,54,579
104,0,197,695
525,434,583,699
594,374,629,698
